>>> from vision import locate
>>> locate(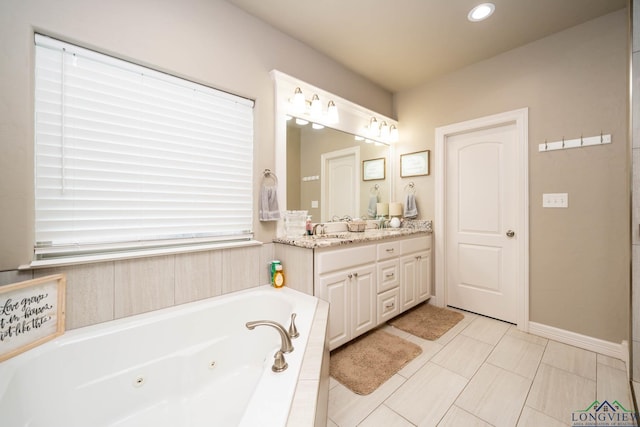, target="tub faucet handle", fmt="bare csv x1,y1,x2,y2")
272,350,288,372
288,313,299,339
